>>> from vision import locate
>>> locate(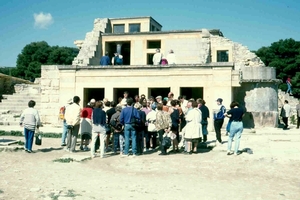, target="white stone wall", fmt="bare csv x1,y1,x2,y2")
210,36,265,70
